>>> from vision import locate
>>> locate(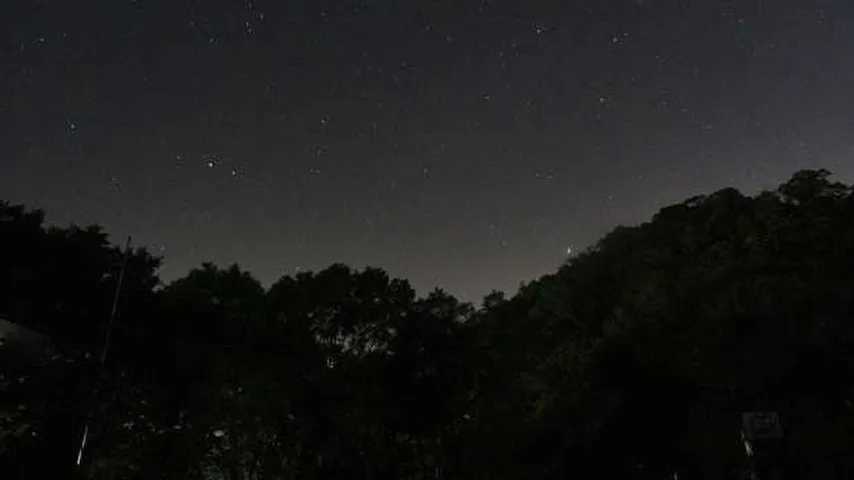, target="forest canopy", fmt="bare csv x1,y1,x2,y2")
2,169,854,479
